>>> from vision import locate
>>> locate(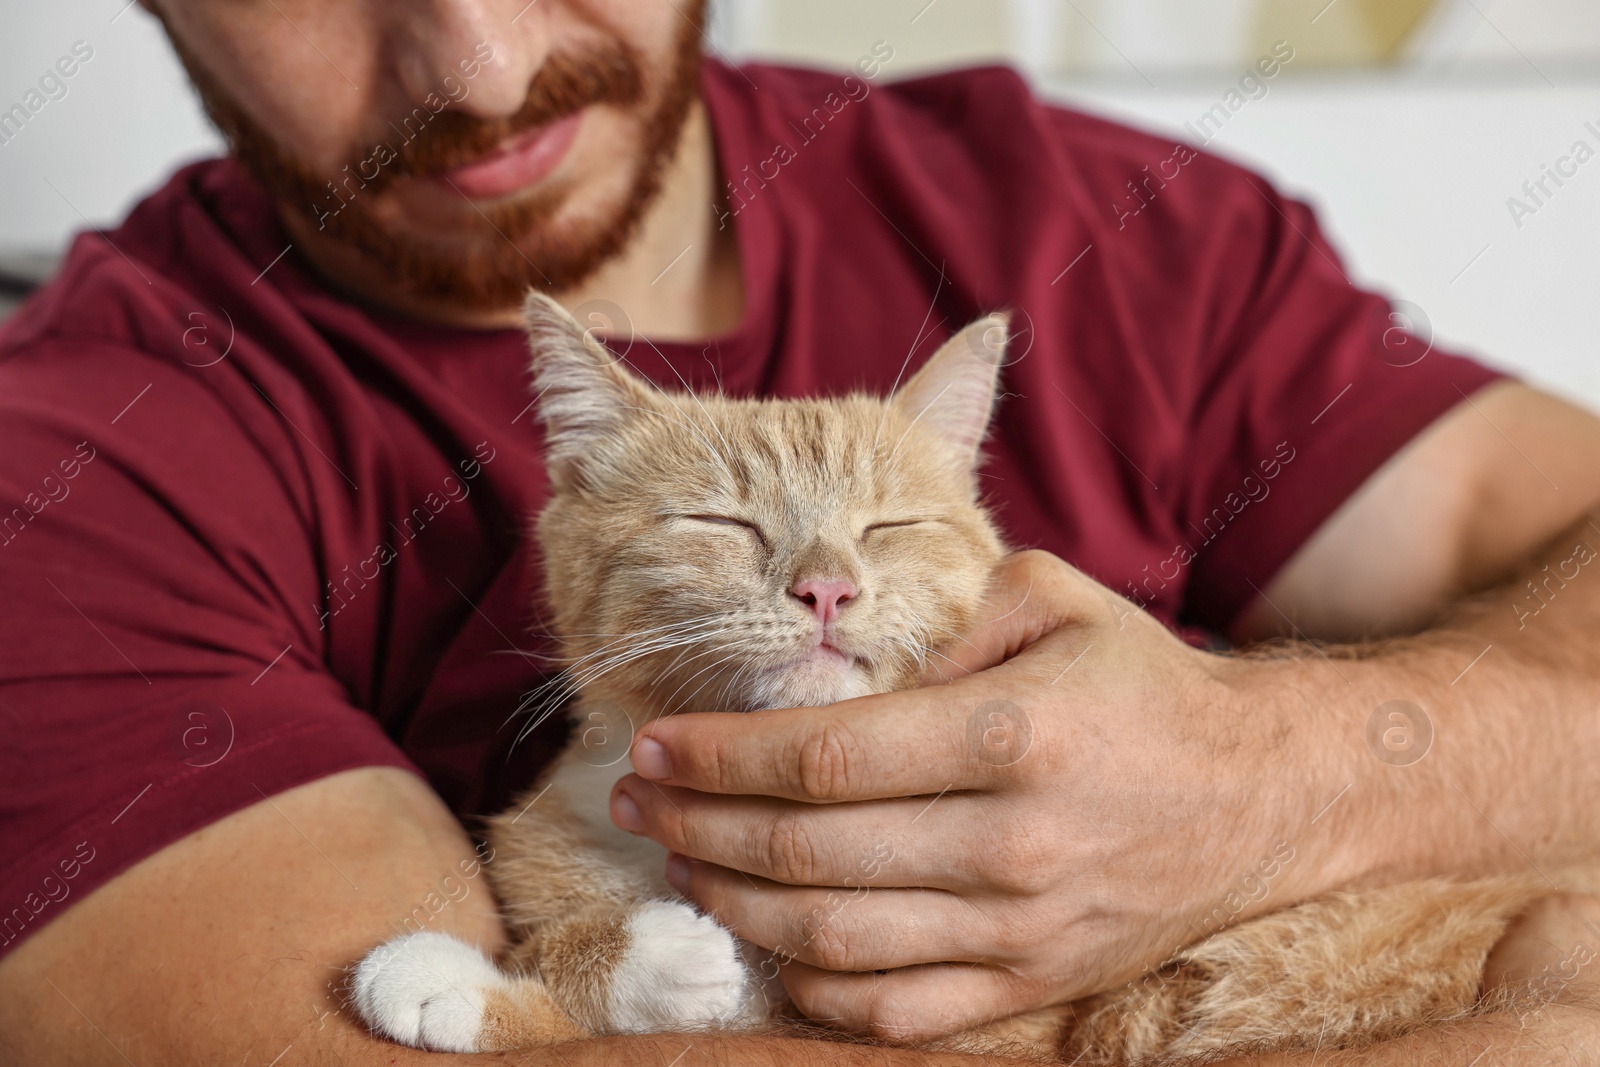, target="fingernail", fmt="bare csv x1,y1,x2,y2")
632,737,672,780
610,790,643,833
665,853,691,895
